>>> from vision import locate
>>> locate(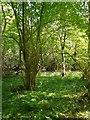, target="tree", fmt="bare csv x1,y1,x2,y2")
59,29,66,76
10,2,71,90
2,2,89,91
87,1,90,92
10,2,45,90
